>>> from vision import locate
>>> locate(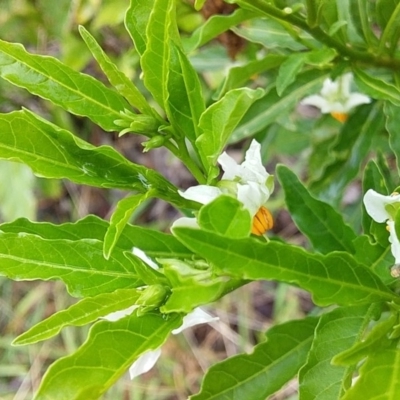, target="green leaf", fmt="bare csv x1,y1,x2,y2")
0,160,36,221
385,101,400,175
231,70,326,143
124,0,153,56
13,288,142,345
198,195,251,238
341,345,400,399
104,192,153,259
0,110,184,207
333,312,395,367
310,103,383,204
299,304,375,400
0,232,142,297
197,87,264,176
161,259,243,313
191,317,319,400
276,53,306,96
34,312,182,400
0,215,194,259
216,54,285,99
354,69,400,106
378,2,400,55
349,0,378,47
361,160,390,248
232,17,312,50
141,0,176,110
167,41,205,142
183,8,256,52
78,25,155,116
0,39,128,132
172,228,396,306
277,165,357,254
